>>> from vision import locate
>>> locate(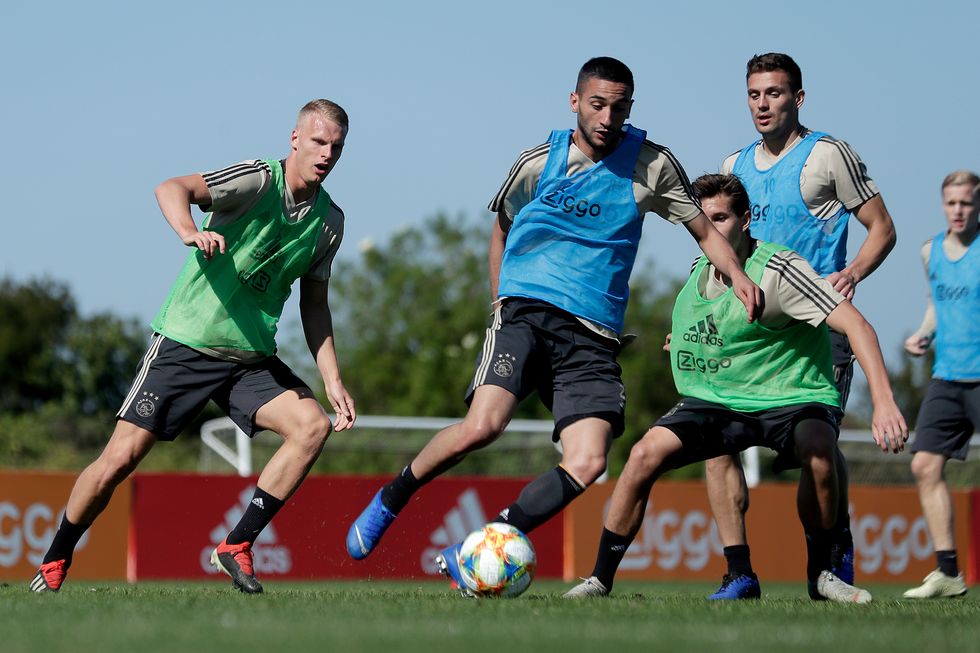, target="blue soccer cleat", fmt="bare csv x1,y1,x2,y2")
434,543,475,597
831,541,855,585
346,490,397,560
708,572,761,600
